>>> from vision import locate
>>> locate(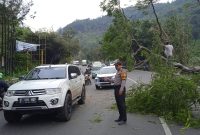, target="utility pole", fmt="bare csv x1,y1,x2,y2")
39,35,41,65
45,34,47,64
41,49,44,64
